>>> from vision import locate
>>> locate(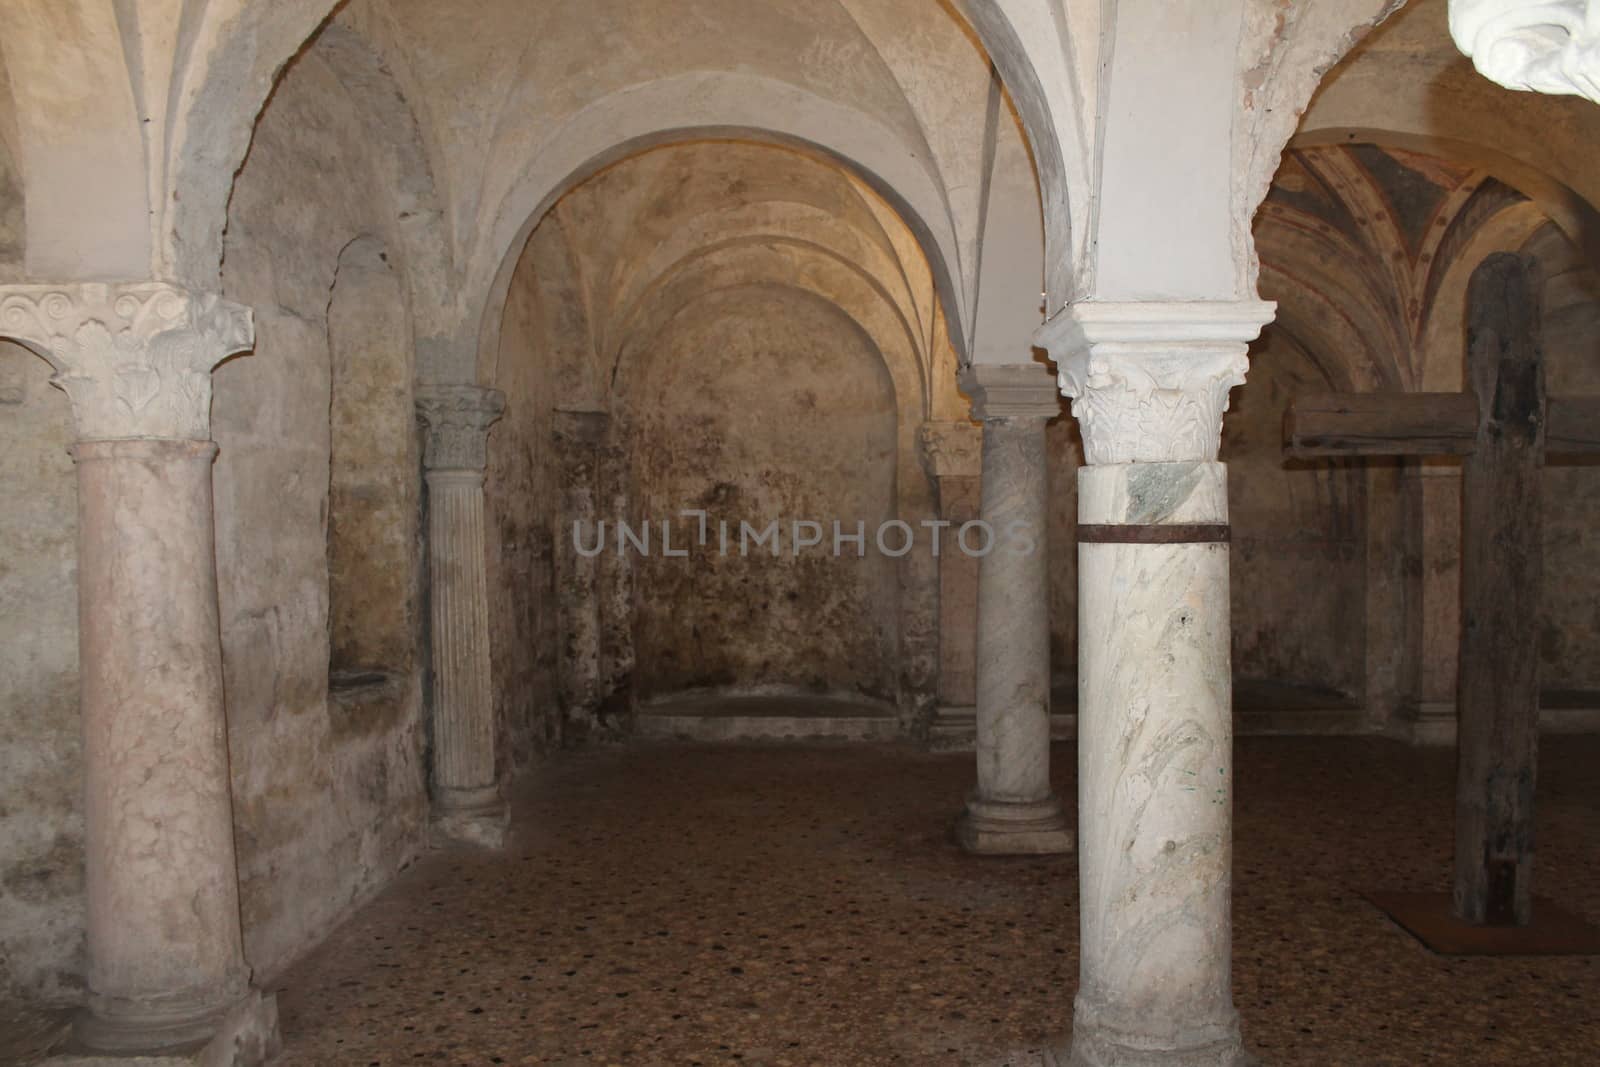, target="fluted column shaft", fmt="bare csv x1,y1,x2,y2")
0,283,277,1061
418,384,507,847
1041,300,1274,1067
954,365,1072,855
